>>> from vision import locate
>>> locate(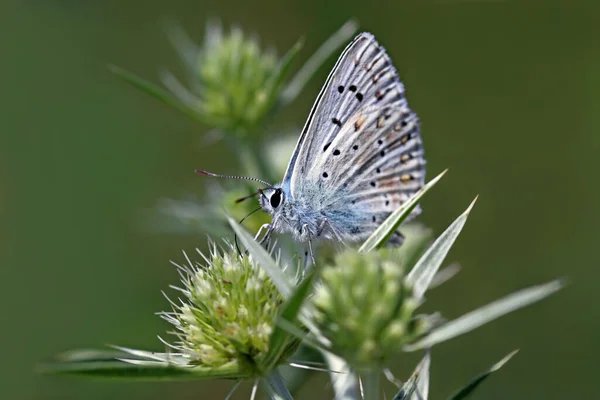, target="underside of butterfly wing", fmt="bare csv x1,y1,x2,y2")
273,32,426,245
283,32,409,196
309,106,425,241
